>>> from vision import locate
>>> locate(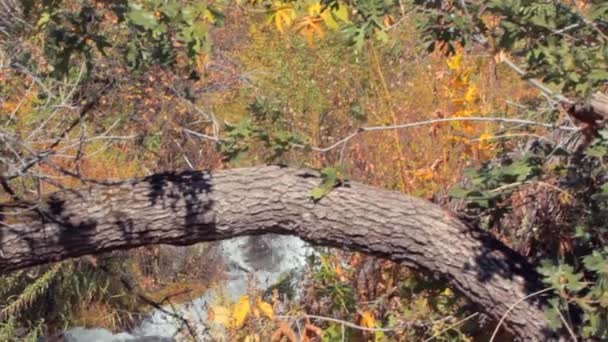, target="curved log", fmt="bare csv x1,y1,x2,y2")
0,166,557,340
